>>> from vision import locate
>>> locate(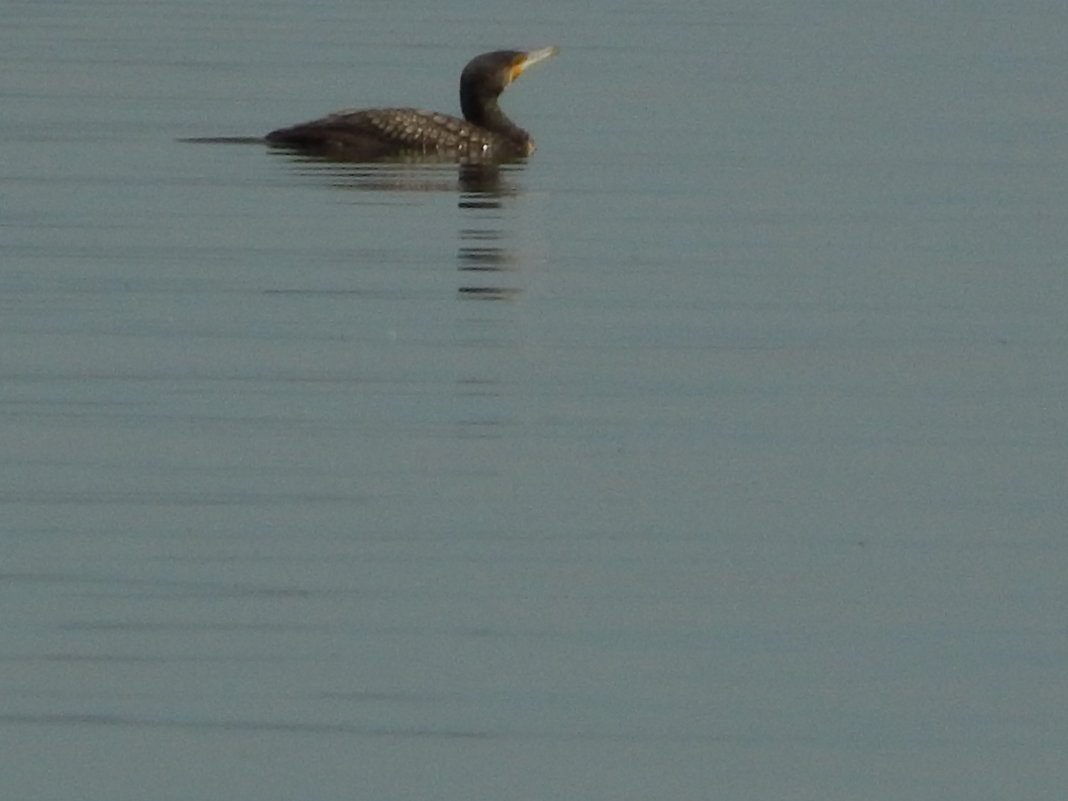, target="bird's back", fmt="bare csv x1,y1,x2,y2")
266,107,516,160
